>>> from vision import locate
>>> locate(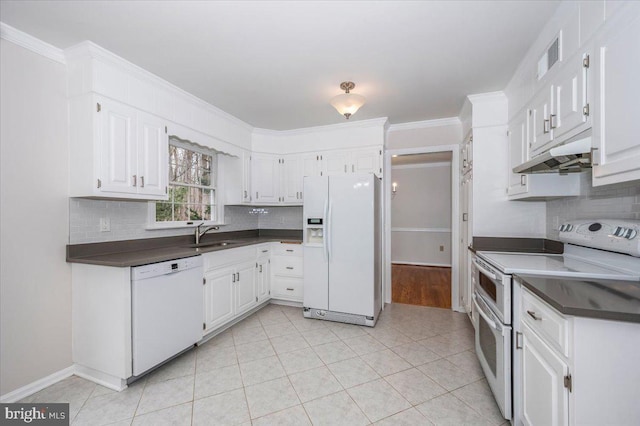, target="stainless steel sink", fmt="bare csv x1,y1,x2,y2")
186,241,240,249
